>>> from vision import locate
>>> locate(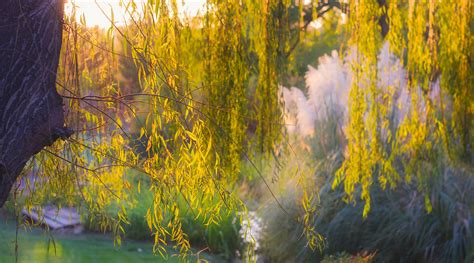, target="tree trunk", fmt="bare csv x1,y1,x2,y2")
0,0,70,207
